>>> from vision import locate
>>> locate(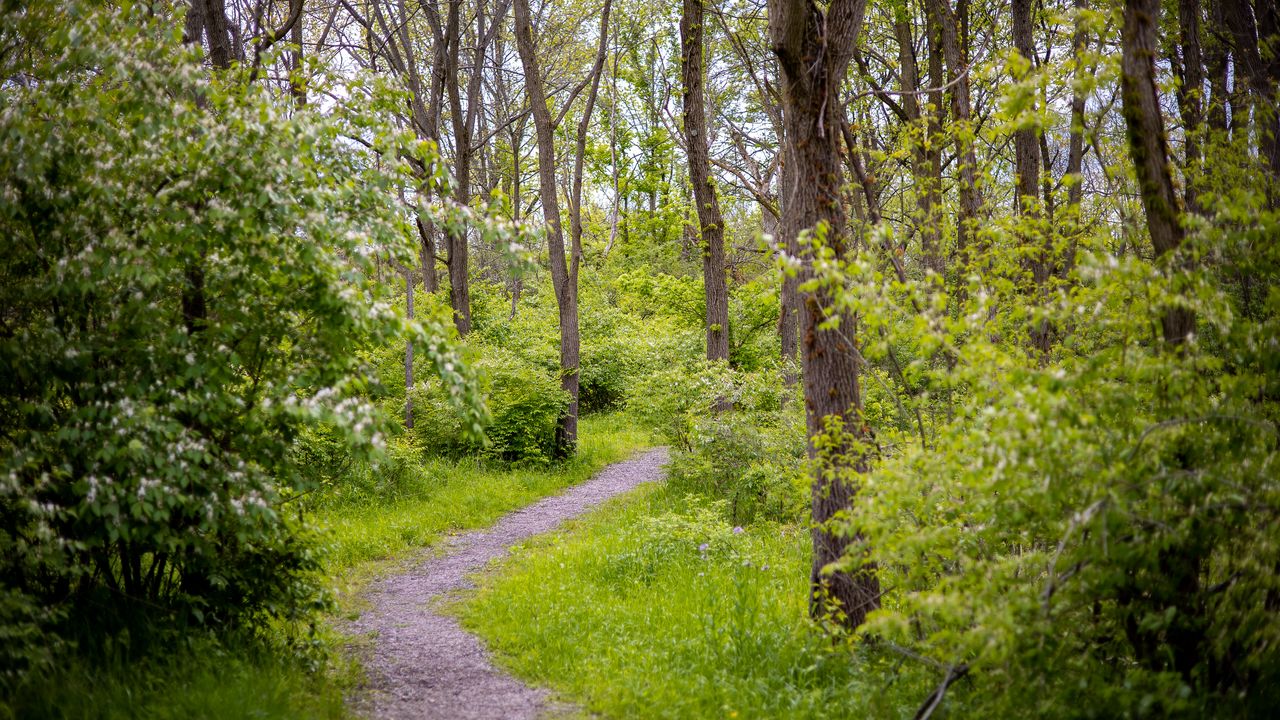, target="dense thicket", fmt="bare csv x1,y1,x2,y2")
2,0,1279,716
